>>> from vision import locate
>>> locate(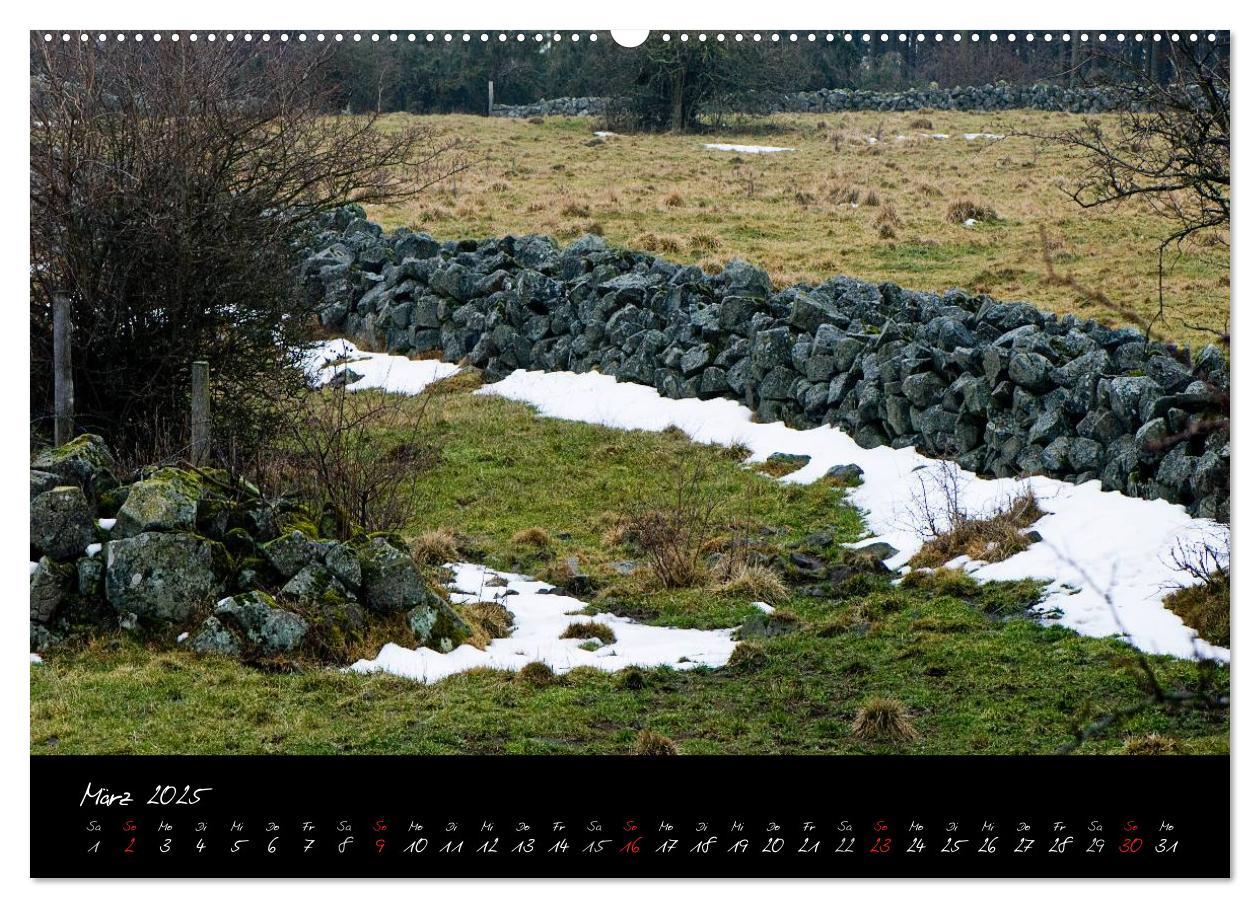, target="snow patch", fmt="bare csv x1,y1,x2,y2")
348,562,737,683
963,132,1005,141
478,369,1229,662
85,543,102,557
30,653,43,664
97,518,116,531
703,143,795,154
307,340,461,395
